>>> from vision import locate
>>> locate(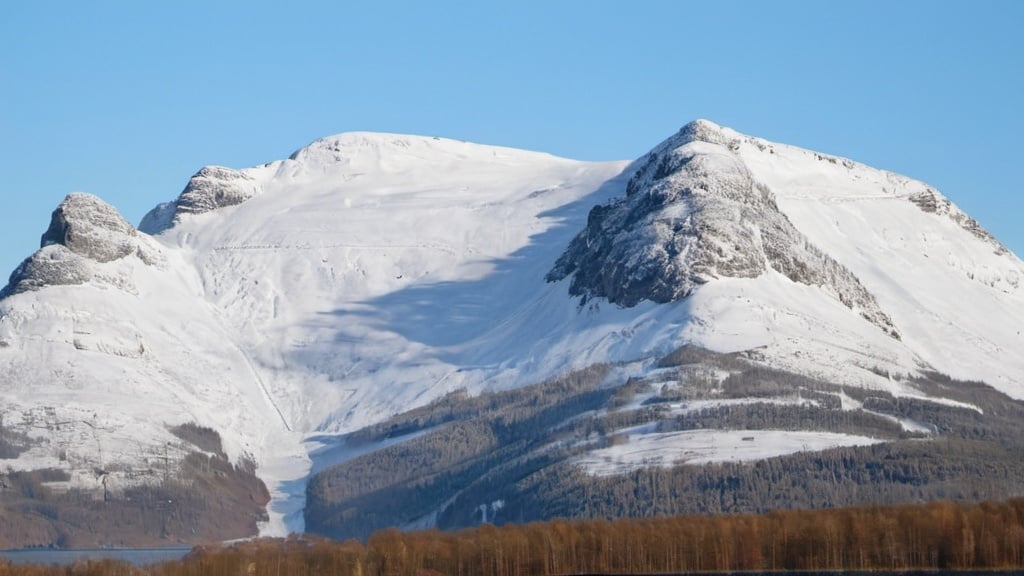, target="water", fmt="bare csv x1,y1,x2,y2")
0,547,192,566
